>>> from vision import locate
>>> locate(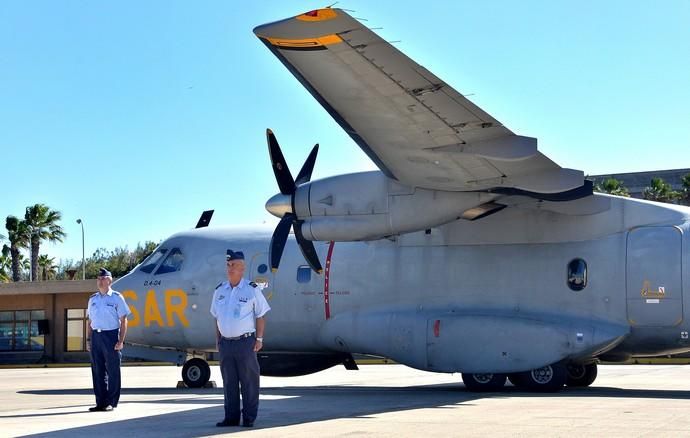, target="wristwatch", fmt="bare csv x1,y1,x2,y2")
256,337,264,342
